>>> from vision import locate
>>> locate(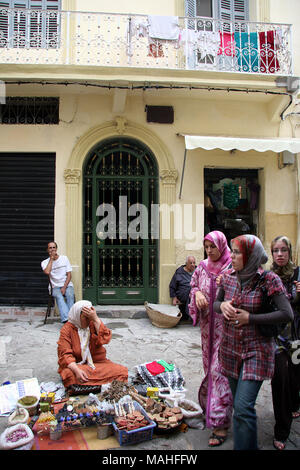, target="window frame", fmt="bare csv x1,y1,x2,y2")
0,0,61,49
